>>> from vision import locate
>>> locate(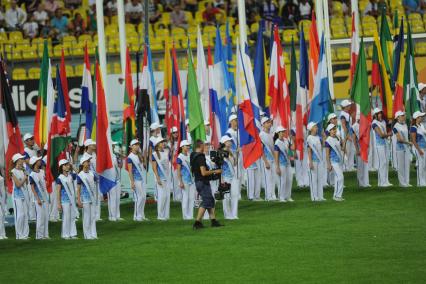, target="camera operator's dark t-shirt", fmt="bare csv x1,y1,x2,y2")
190,152,208,182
